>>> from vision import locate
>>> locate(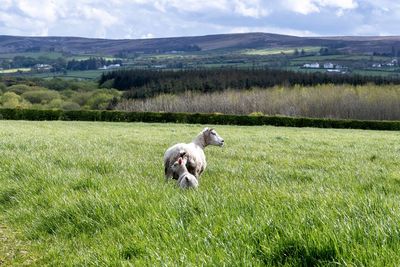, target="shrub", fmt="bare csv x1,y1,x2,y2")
1,92,21,108
0,109,399,131
21,90,61,104
70,92,92,106
0,82,6,93
61,102,81,111
7,84,43,95
47,99,64,109
85,92,115,110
